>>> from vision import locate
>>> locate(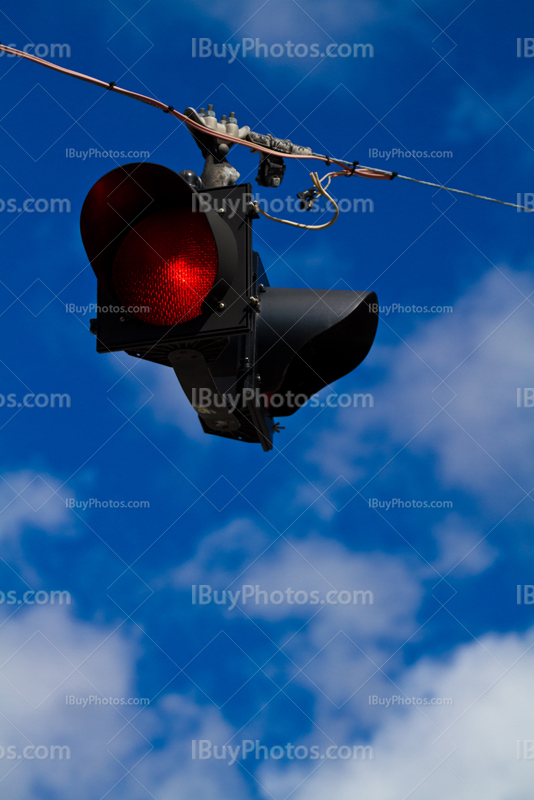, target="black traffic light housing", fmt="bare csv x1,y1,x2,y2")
80,162,378,452
256,288,378,417
81,163,254,349
81,162,274,450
